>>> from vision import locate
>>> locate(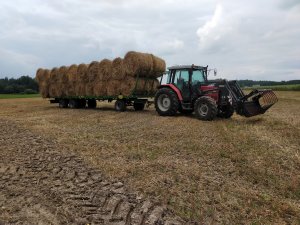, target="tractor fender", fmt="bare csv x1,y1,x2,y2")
158,84,183,101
